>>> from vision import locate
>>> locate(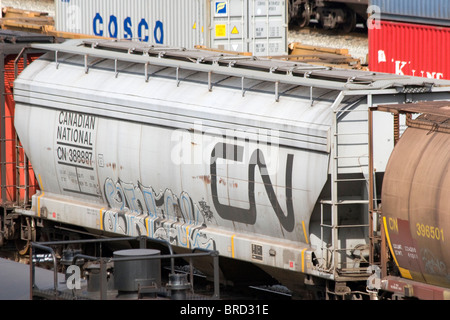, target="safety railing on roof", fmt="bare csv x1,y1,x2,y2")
27,39,446,102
